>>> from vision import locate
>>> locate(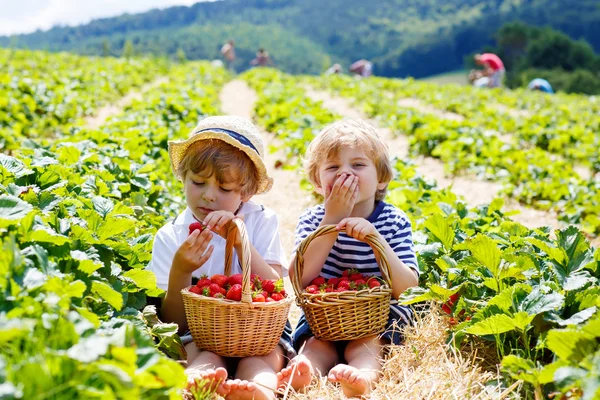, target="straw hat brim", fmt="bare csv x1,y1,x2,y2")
168,131,273,194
